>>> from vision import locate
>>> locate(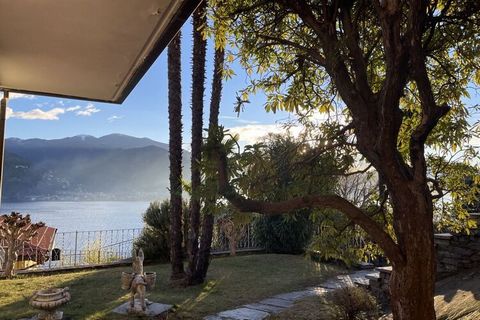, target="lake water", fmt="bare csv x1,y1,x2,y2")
0,201,150,232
